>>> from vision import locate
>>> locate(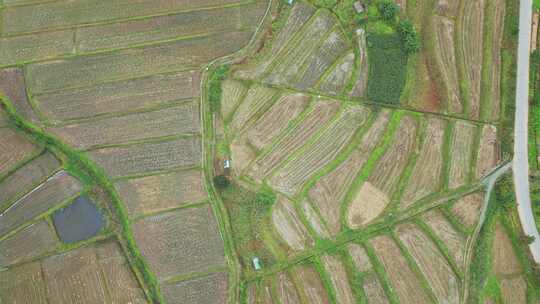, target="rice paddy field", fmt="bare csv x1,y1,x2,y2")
0,0,538,303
